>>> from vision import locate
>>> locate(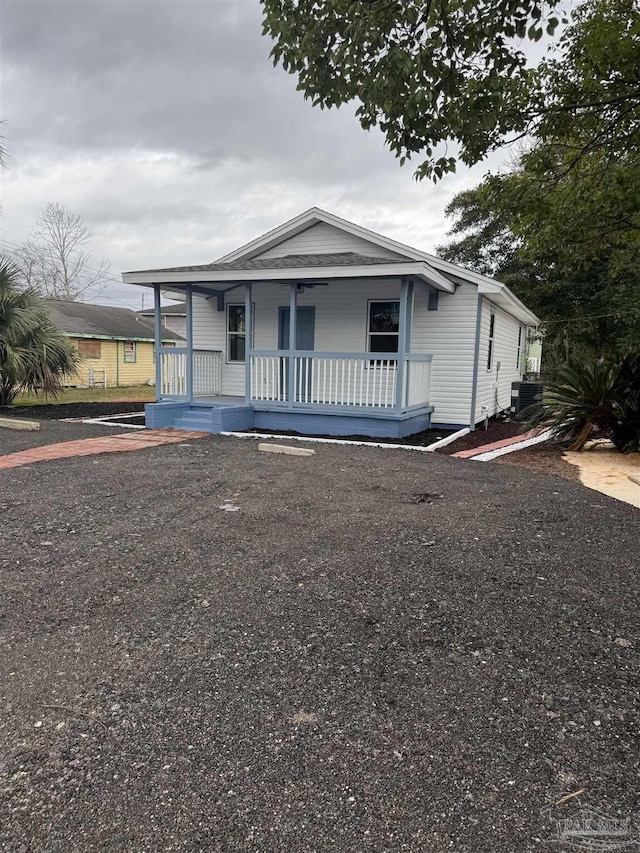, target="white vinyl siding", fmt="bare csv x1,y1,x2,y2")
474,298,525,424
411,283,478,426
192,296,244,396
192,280,403,397
192,280,483,423
192,281,504,427
255,222,407,261
252,279,401,350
